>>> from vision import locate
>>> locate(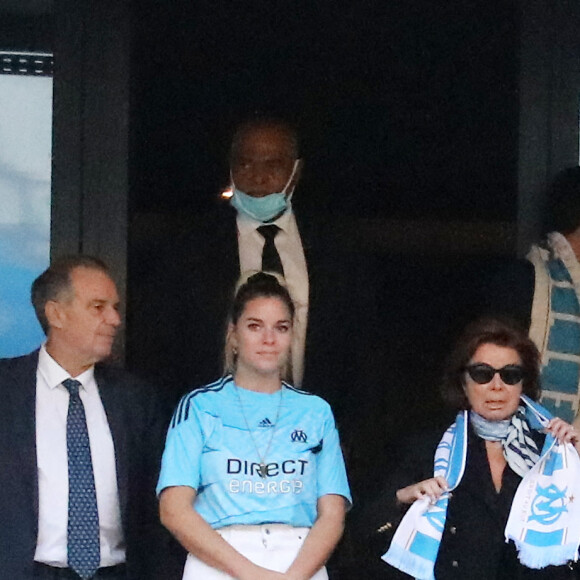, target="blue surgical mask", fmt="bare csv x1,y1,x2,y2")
230,160,299,223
